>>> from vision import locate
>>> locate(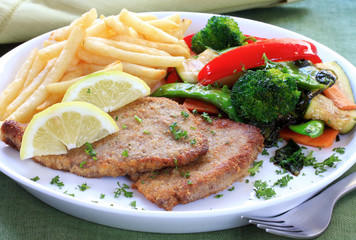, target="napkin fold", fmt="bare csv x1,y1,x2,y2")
0,0,301,44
